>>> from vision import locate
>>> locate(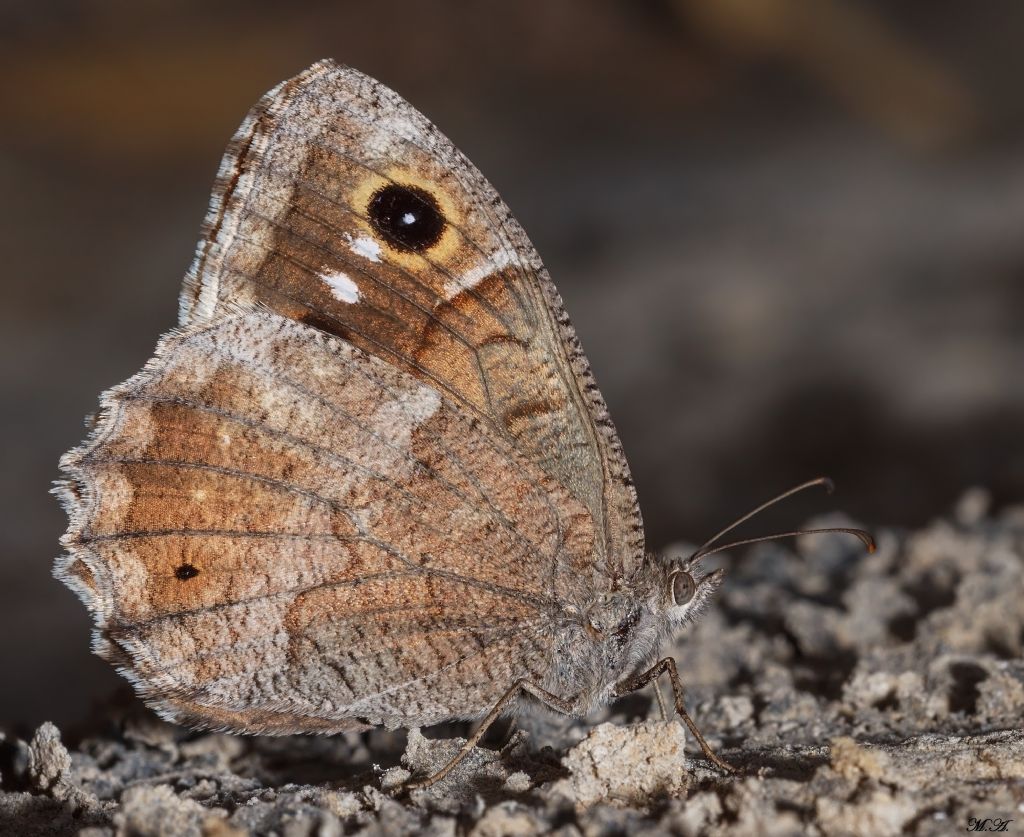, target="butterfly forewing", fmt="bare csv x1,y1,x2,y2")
180,60,643,584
